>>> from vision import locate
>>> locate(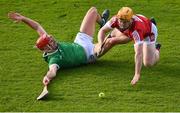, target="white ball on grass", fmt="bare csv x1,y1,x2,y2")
99,92,105,98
